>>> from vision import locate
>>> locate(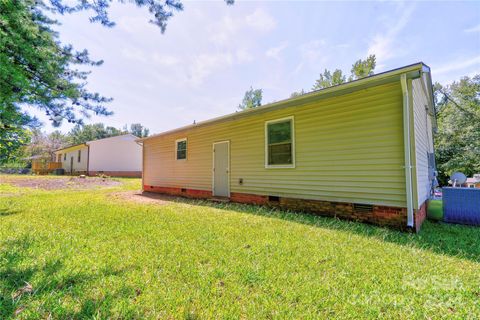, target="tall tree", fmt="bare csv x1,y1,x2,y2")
0,0,233,159
434,75,480,185
349,55,376,81
312,55,376,90
0,105,39,163
129,123,150,138
0,125,31,164
238,87,263,110
25,129,69,160
0,0,113,127
312,69,346,90
68,123,124,145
